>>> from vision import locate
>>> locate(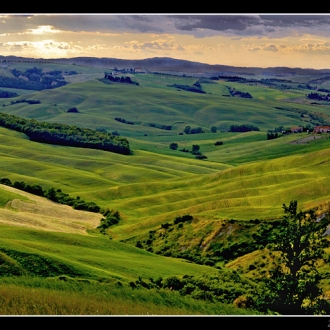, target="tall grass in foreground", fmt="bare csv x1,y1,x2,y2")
0,276,260,315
